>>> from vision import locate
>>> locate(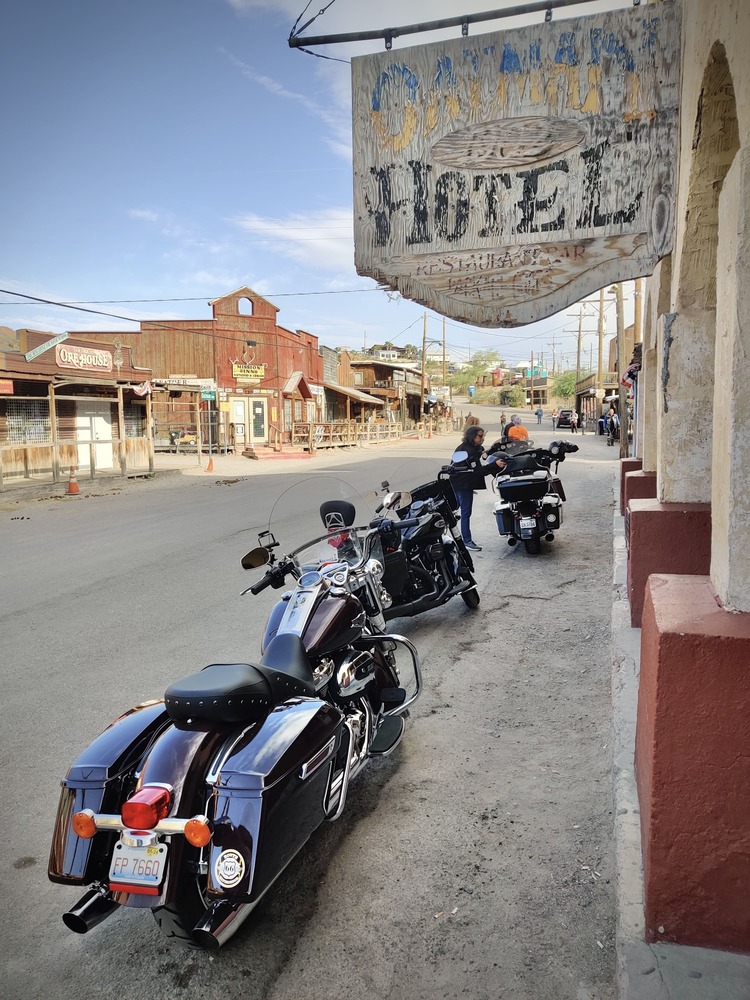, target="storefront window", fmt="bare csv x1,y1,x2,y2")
4,399,50,444
123,403,144,438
